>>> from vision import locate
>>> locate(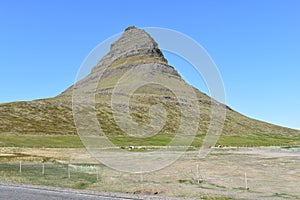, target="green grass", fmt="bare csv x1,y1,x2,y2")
216,133,300,147
0,162,98,189
272,193,296,198
0,133,299,148
0,134,83,148
0,133,190,148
